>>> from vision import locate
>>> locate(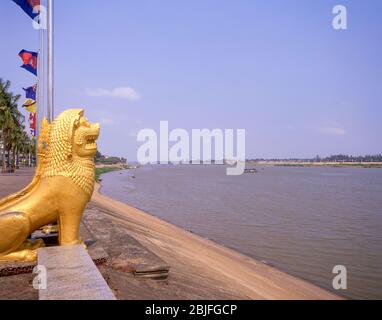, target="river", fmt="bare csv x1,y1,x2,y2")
100,165,382,299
